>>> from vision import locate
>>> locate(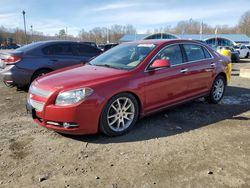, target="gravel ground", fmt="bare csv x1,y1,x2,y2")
0,59,250,188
